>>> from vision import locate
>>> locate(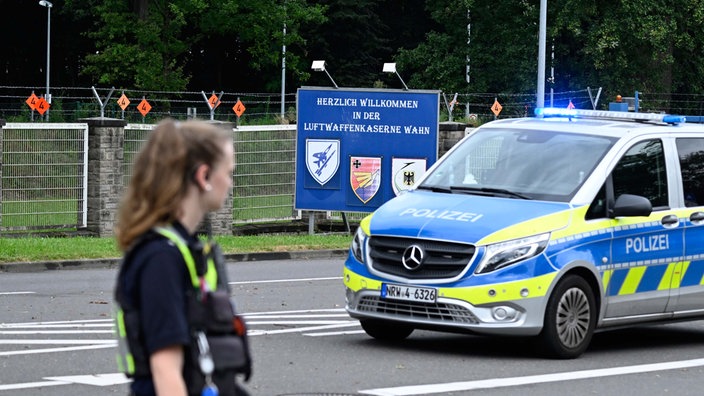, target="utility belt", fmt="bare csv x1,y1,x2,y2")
185,288,252,396
114,226,252,396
